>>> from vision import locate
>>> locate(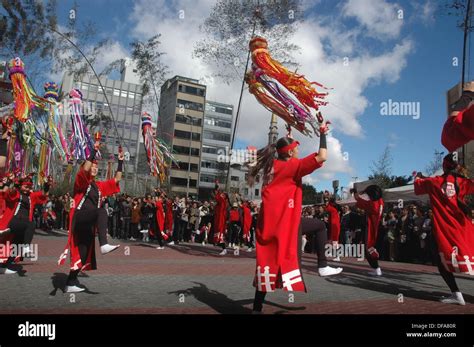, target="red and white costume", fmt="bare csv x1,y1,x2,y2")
441,104,474,152
242,203,252,243
254,153,323,292
326,202,341,243
58,168,120,271
414,175,474,275
354,194,384,260
213,189,227,244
